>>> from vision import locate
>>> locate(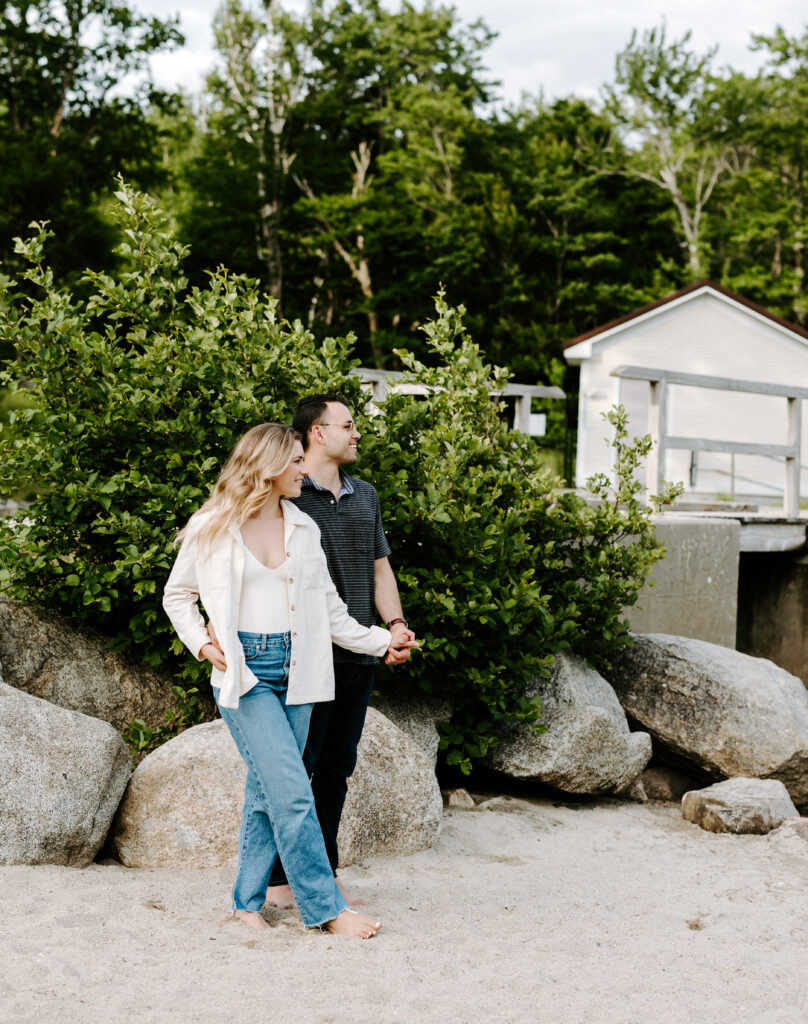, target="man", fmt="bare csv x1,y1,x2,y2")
268,393,416,907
